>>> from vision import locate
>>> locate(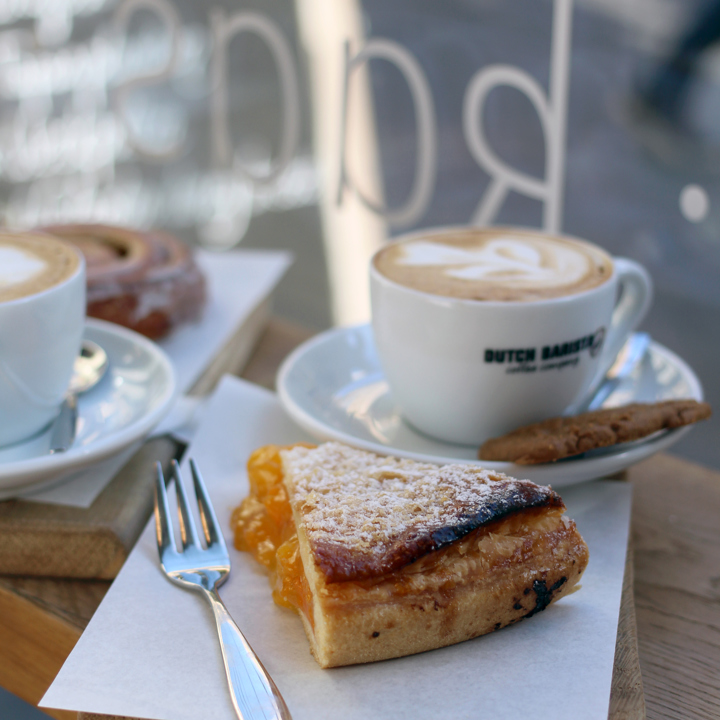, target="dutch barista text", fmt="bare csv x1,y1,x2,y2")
484,328,606,374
